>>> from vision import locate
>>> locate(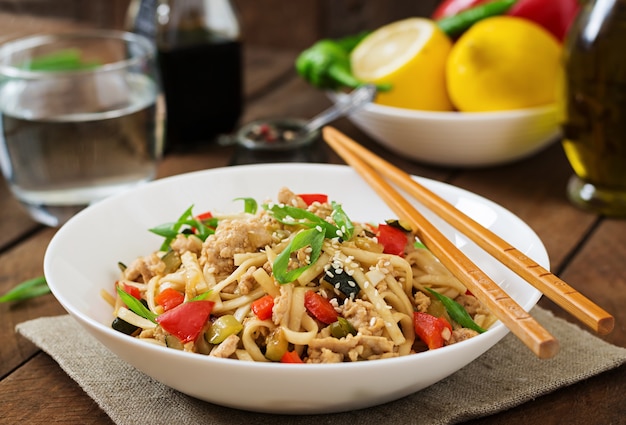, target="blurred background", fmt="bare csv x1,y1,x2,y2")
0,0,440,47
